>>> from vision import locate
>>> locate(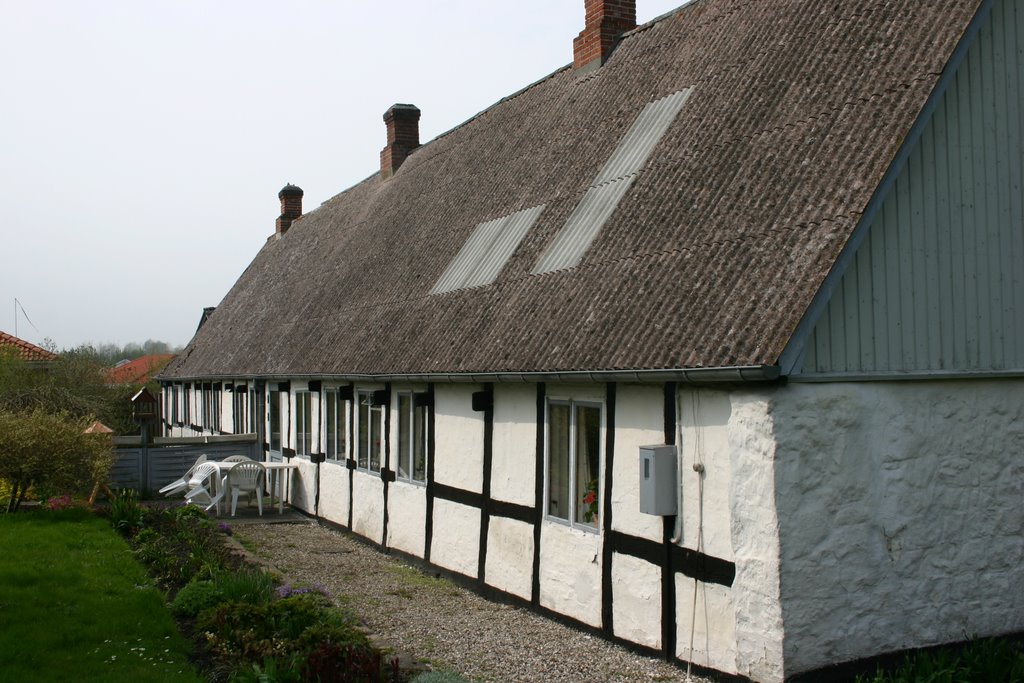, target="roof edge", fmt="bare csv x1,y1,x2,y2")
158,364,782,386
